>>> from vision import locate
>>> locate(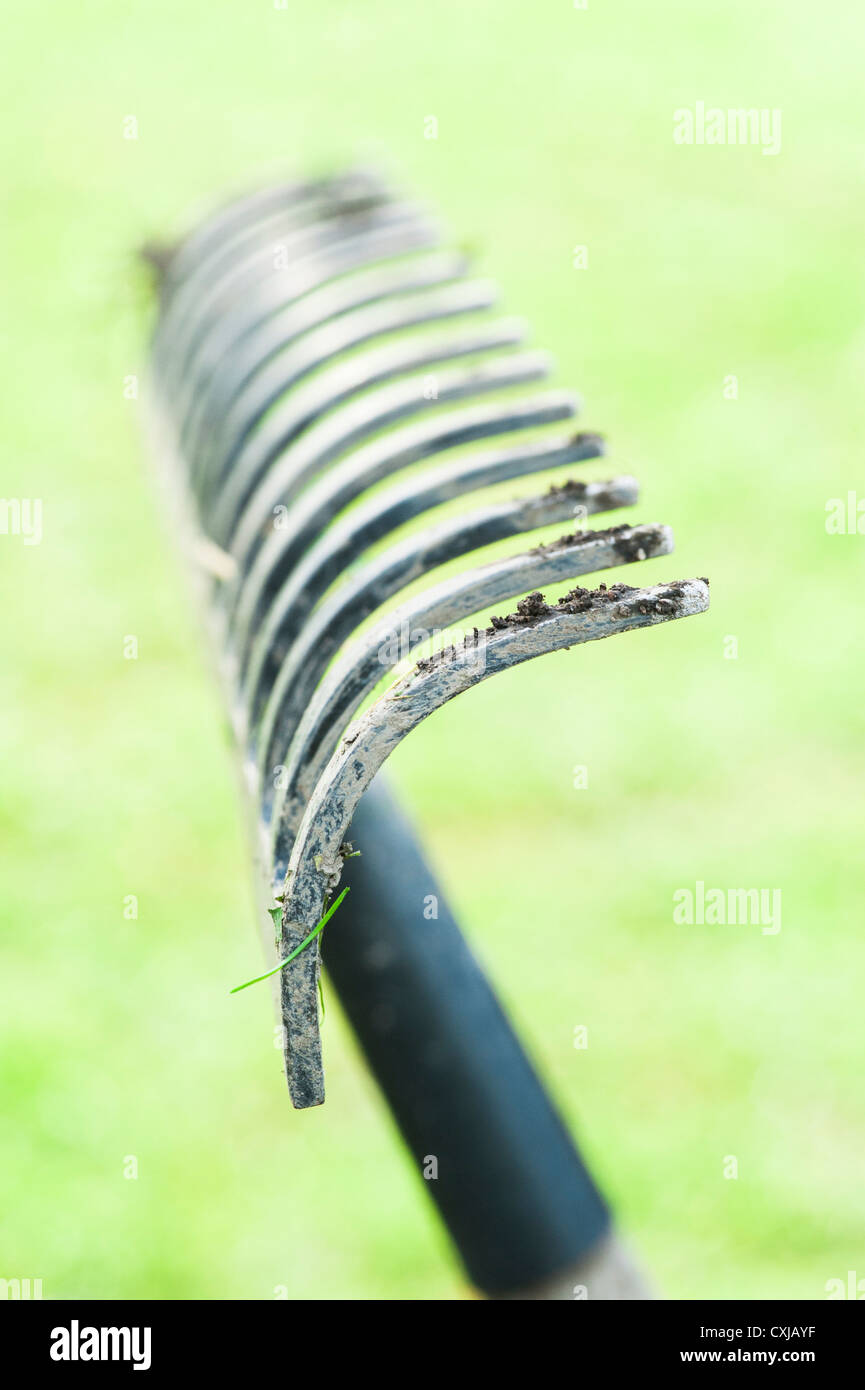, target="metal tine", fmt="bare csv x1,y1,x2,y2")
219,319,529,558
155,176,398,342
173,216,442,414
214,336,542,558
155,179,394,370
195,278,504,510
175,222,445,443
161,201,434,398
271,577,711,1108
160,168,389,303
259,477,639,826
157,176,338,314
261,482,643,840
258,500,658,821
181,248,469,461
229,390,578,675
144,173,712,1130
238,429,602,731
